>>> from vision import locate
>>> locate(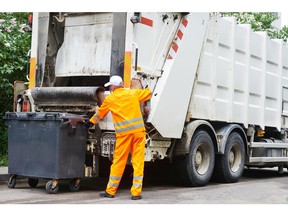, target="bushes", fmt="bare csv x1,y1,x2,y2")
221,12,288,42
0,123,8,166
0,12,31,165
